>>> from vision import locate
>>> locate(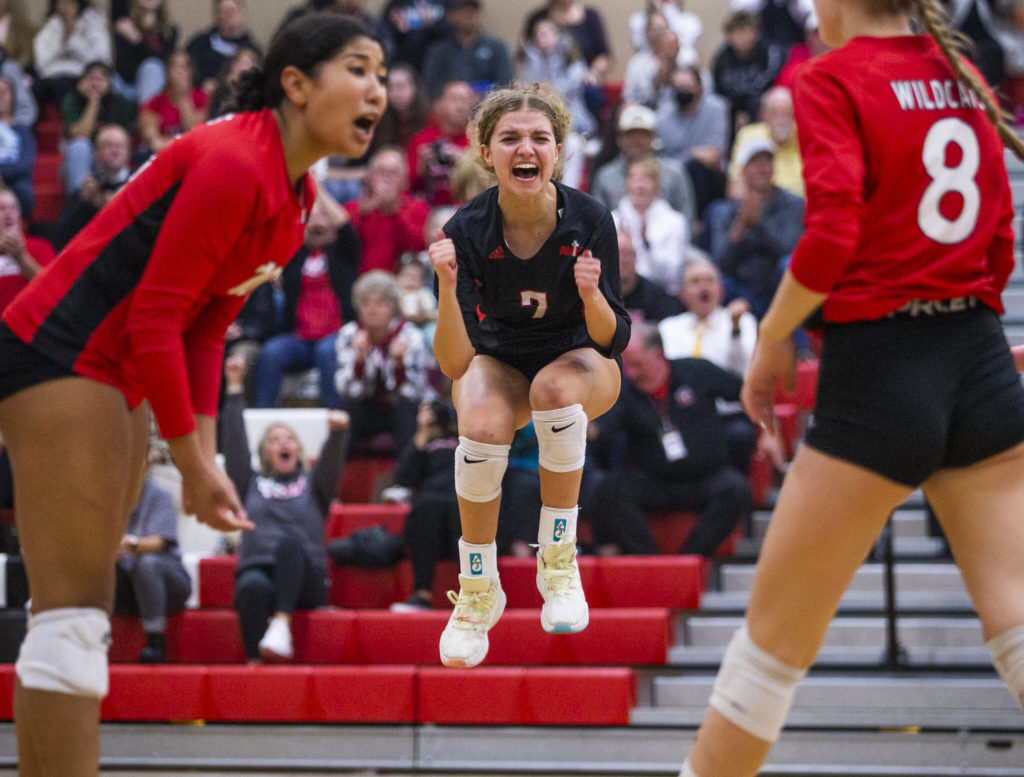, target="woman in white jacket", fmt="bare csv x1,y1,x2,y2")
33,0,112,108
613,155,690,296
